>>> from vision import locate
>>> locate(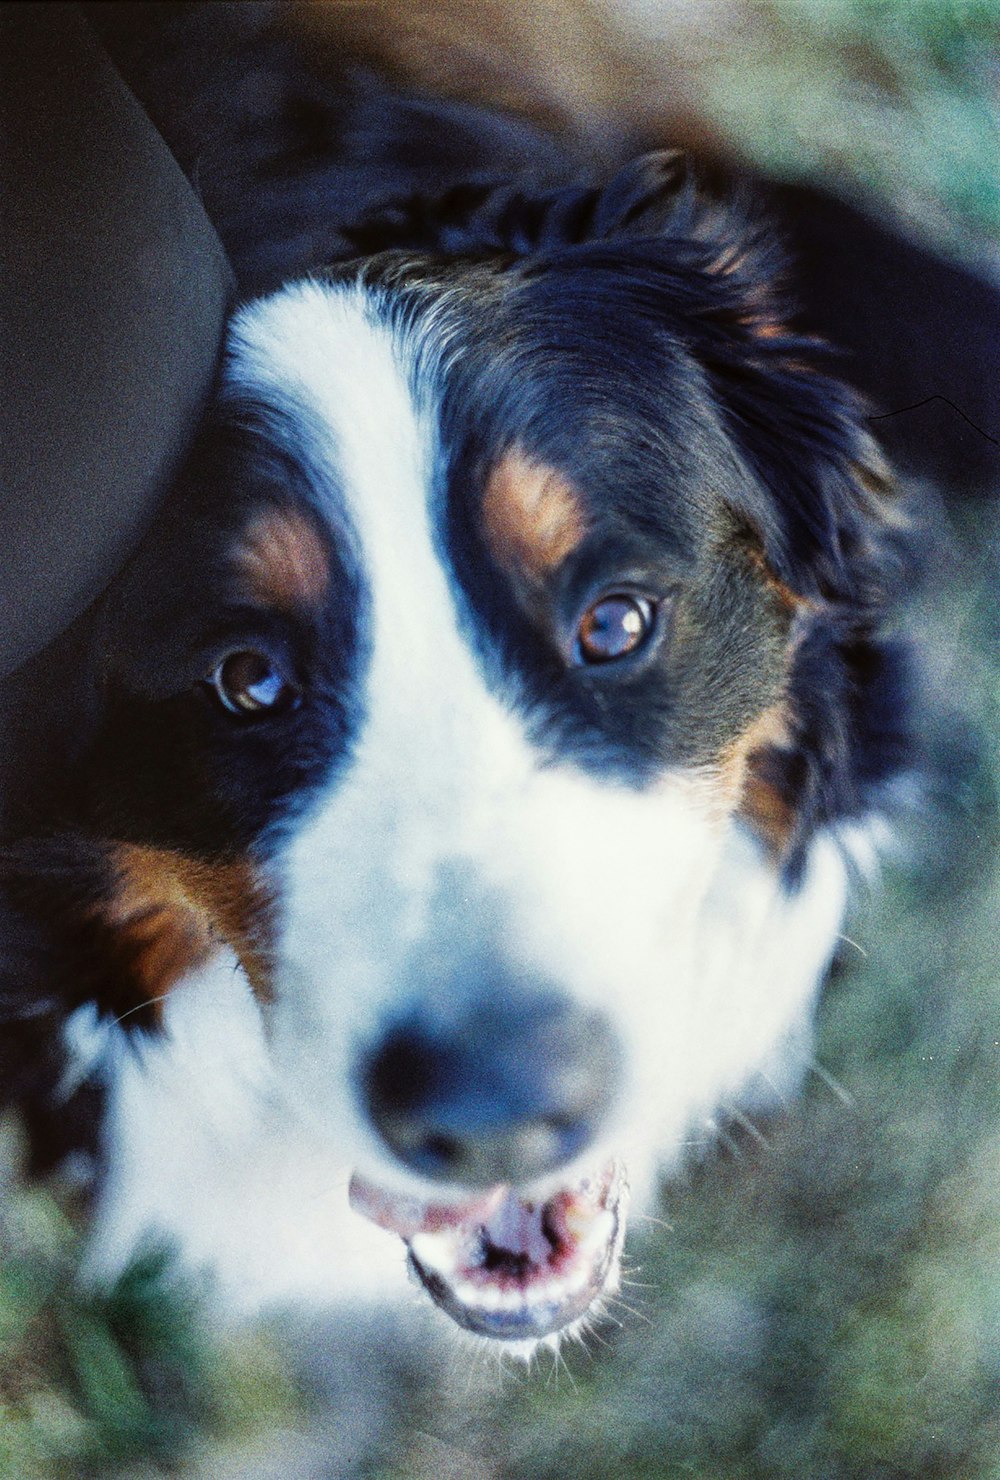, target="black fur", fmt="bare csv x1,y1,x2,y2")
0,842,113,1175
